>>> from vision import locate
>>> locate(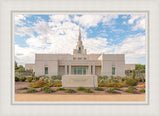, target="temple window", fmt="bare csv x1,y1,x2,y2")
79,47,81,53
112,67,115,75
45,67,48,74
